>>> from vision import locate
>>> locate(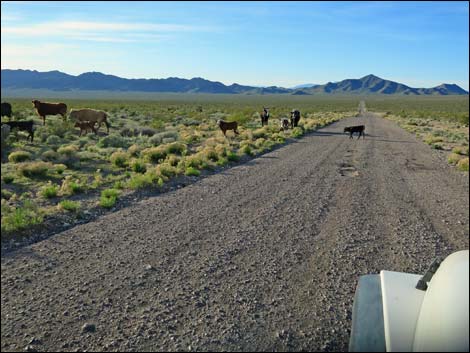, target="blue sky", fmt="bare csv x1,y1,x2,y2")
1,1,469,89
